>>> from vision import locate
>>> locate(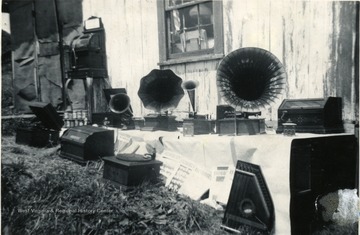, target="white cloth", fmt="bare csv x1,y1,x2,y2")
113,129,352,234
